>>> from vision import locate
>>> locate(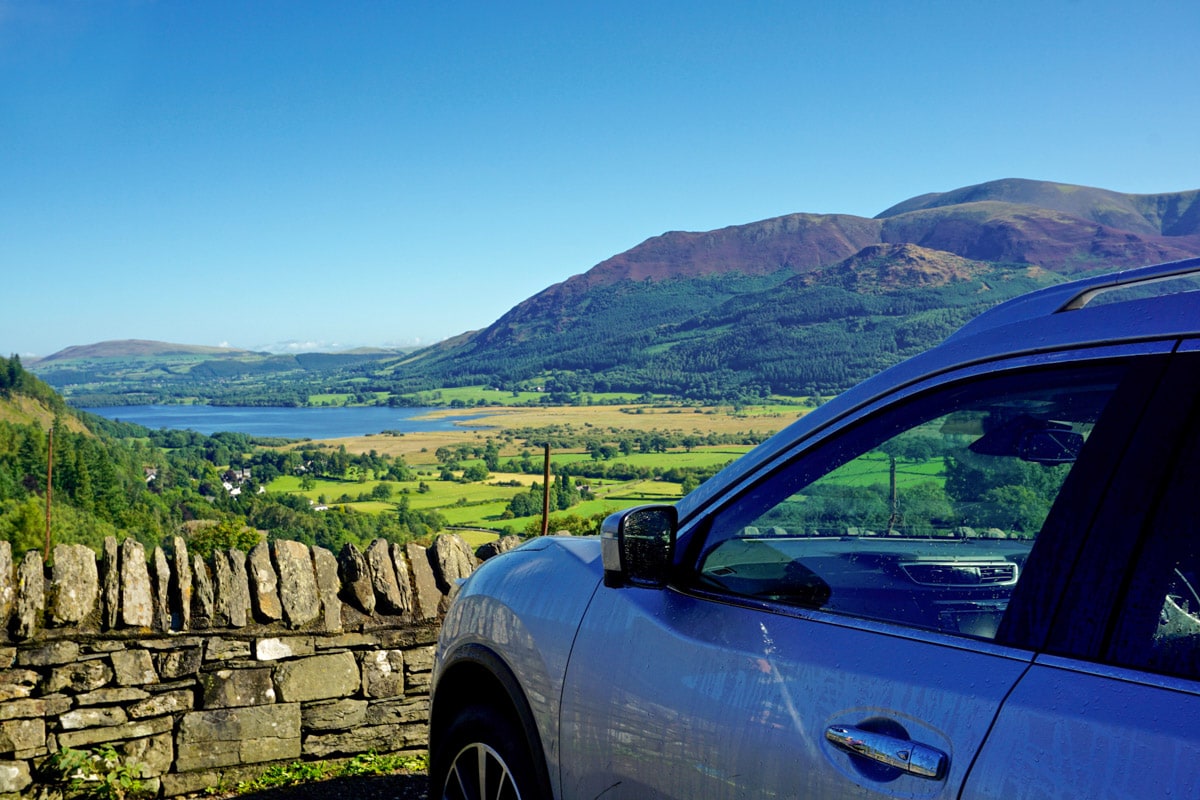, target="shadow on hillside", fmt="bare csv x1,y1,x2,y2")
236,773,429,800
